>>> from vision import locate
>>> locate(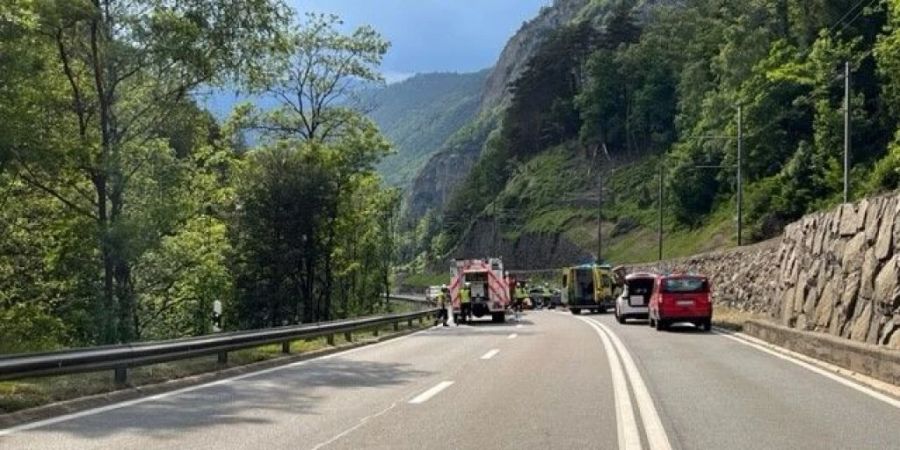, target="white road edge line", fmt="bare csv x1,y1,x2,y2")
0,327,430,437
591,318,673,450
516,324,523,329
577,317,641,450
408,381,454,404
309,401,398,450
714,330,900,409
507,333,518,340
480,349,500,360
